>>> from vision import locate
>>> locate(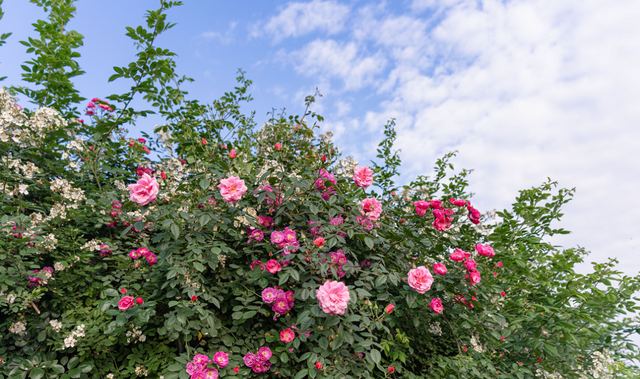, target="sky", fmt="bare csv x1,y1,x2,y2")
1,0,639,278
